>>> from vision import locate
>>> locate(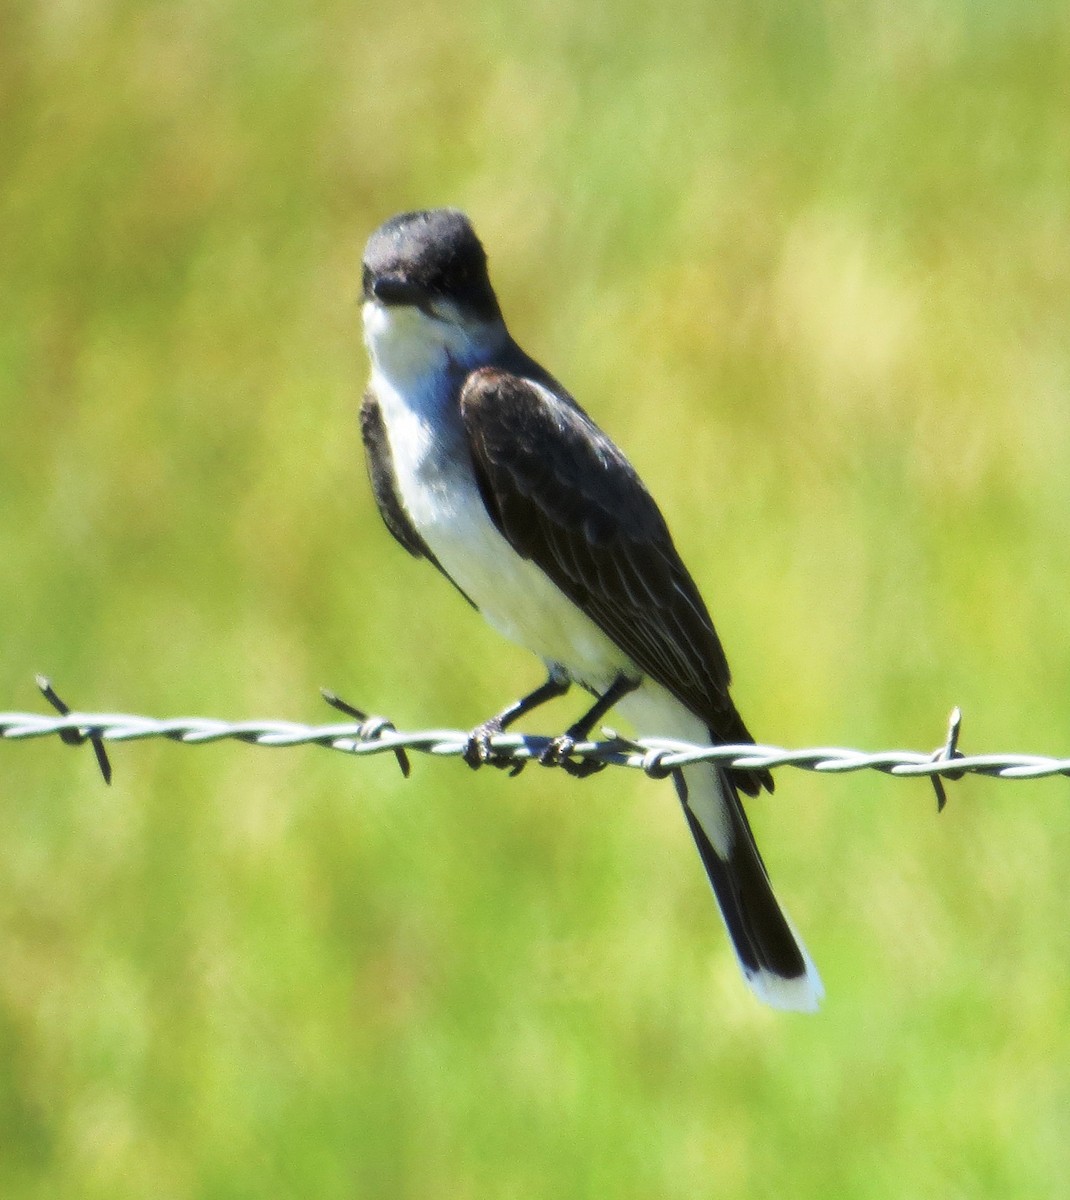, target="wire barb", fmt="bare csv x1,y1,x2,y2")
929,706,966,812
5,684,1070,795
320,688,411,777
34,675,112,785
